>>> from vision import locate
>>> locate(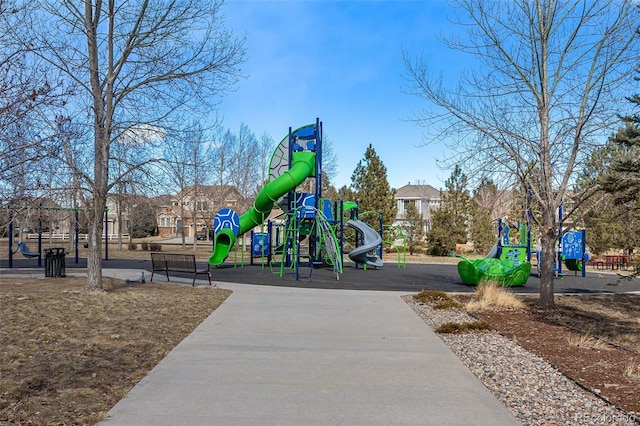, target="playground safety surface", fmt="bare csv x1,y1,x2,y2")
3,257,638,294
